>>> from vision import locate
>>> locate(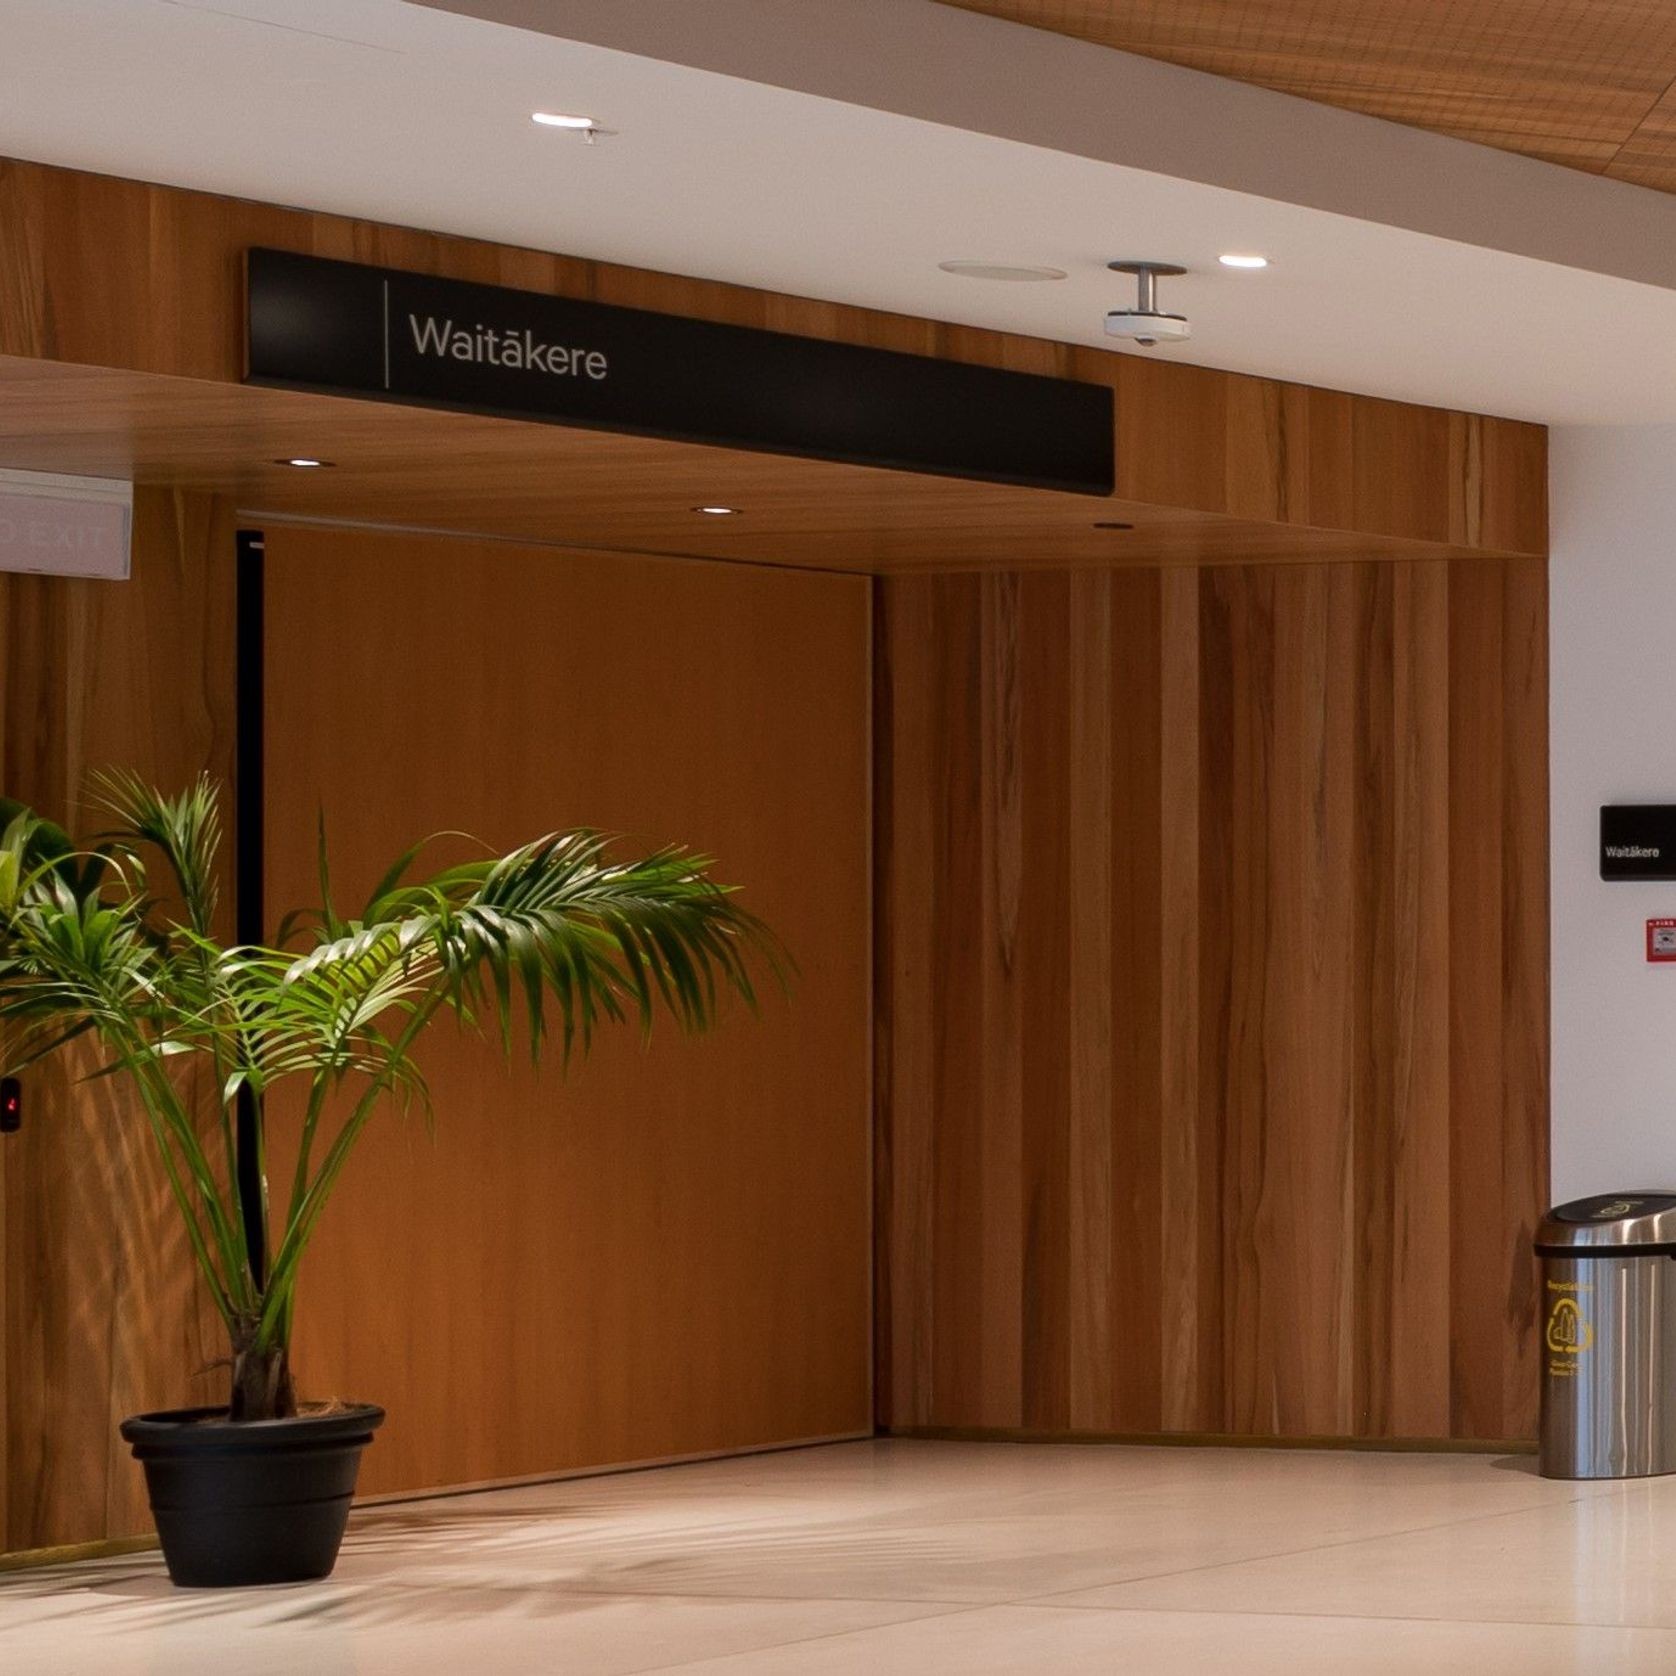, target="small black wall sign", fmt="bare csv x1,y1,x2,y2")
245,249,1115,495
1600,806,1676,879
